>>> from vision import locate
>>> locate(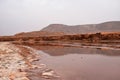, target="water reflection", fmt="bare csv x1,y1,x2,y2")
34,46,120,56
30,46,120,80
